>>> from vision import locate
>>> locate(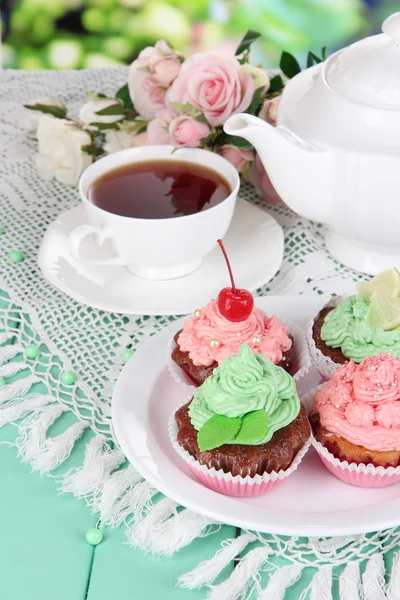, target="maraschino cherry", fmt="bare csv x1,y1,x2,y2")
217,239,254,322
